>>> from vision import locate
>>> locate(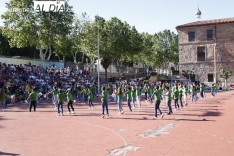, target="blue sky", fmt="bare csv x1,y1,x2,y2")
0,0,234,34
